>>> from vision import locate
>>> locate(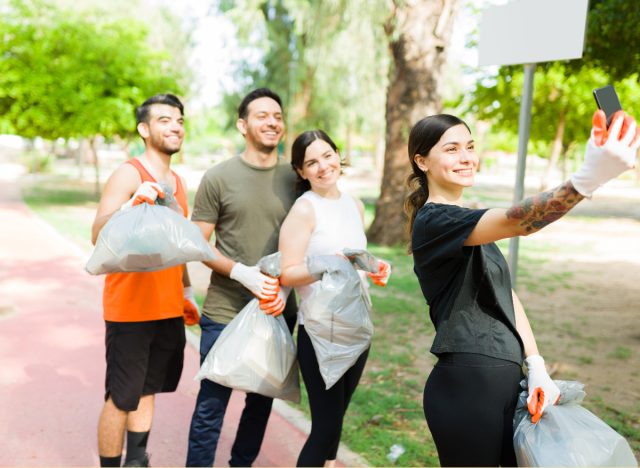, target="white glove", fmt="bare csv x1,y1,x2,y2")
259,286,290,317
570,114,639,198
525,354,560,423
121,181,164,210
230,262,279,299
